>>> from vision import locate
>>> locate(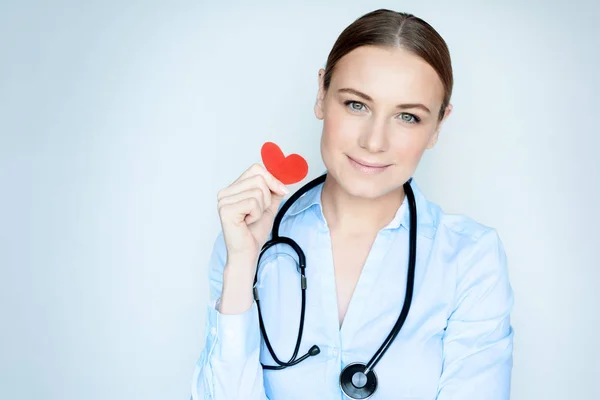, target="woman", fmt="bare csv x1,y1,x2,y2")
192,8,514,400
